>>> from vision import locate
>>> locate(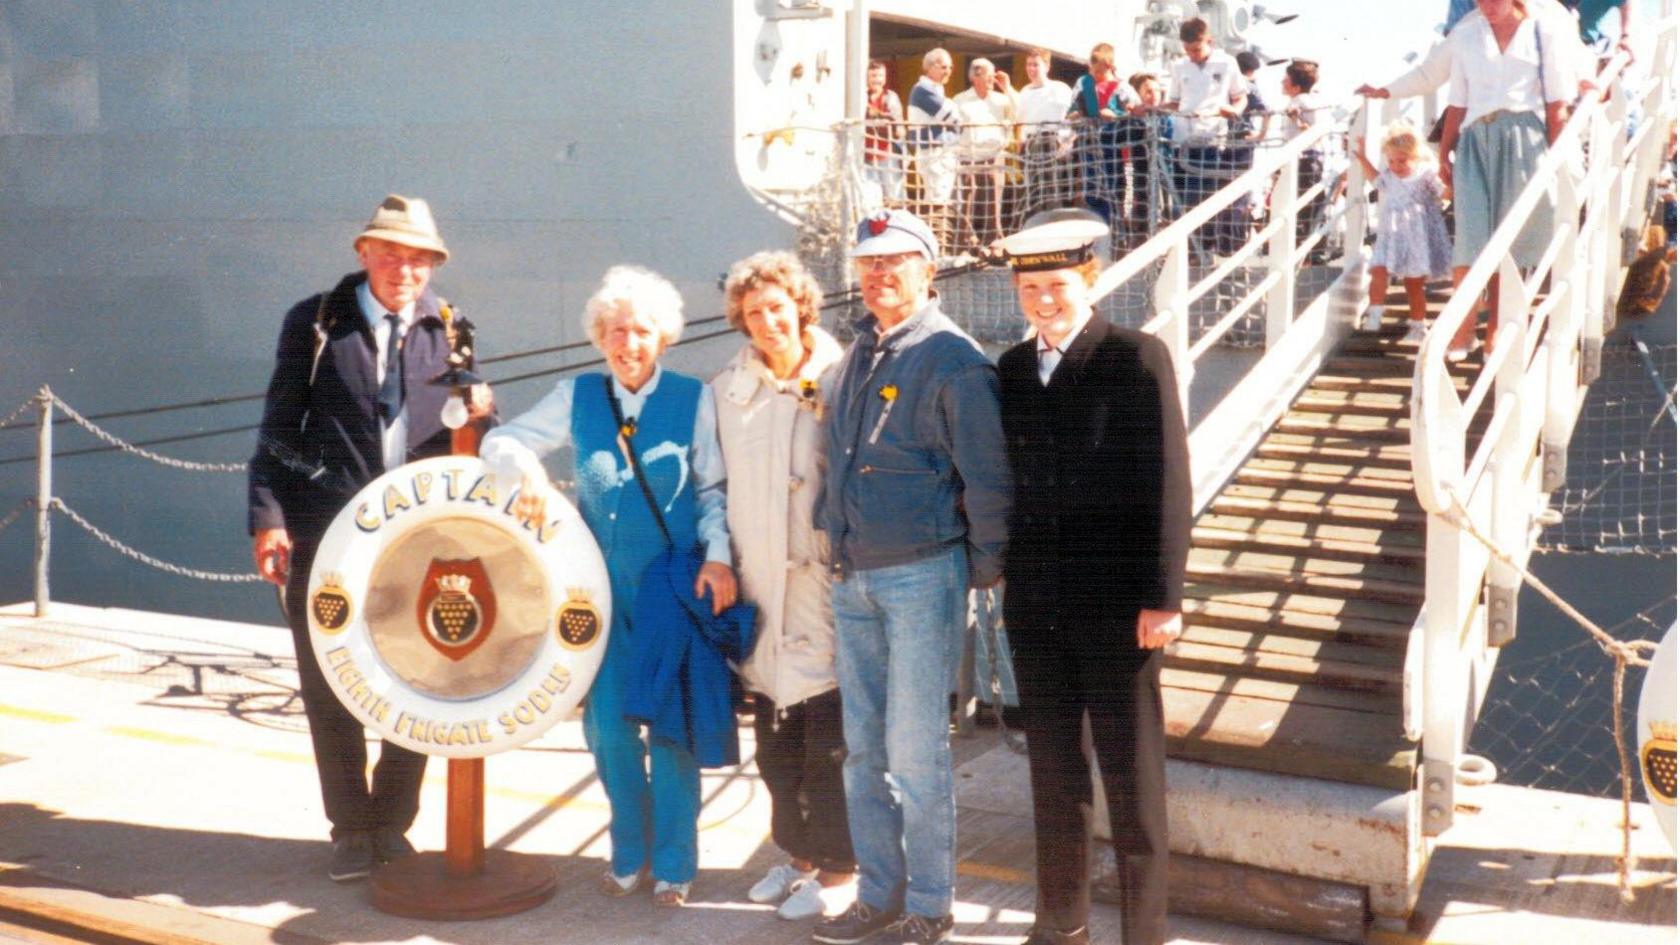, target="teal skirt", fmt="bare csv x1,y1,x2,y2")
1452,110,1552,269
